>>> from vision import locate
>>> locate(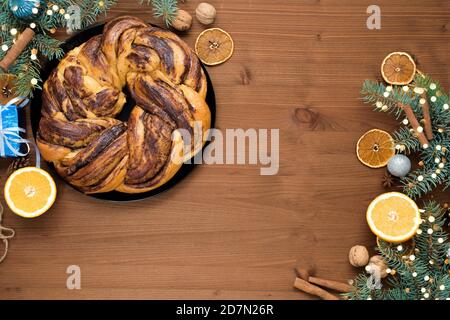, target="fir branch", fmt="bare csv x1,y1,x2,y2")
142,0,178,27
343,274,378,300
74,0,117,30
414,73,450,129
32,34,64,60
361,72,450,198
402,167,448,199
401,133,449,199
418,133,450,166
361,80,420,119
416,202,448,268
377,240,425,298
10,54,41,98
393,127,420,154
346,202,450,300
414,73,446,98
